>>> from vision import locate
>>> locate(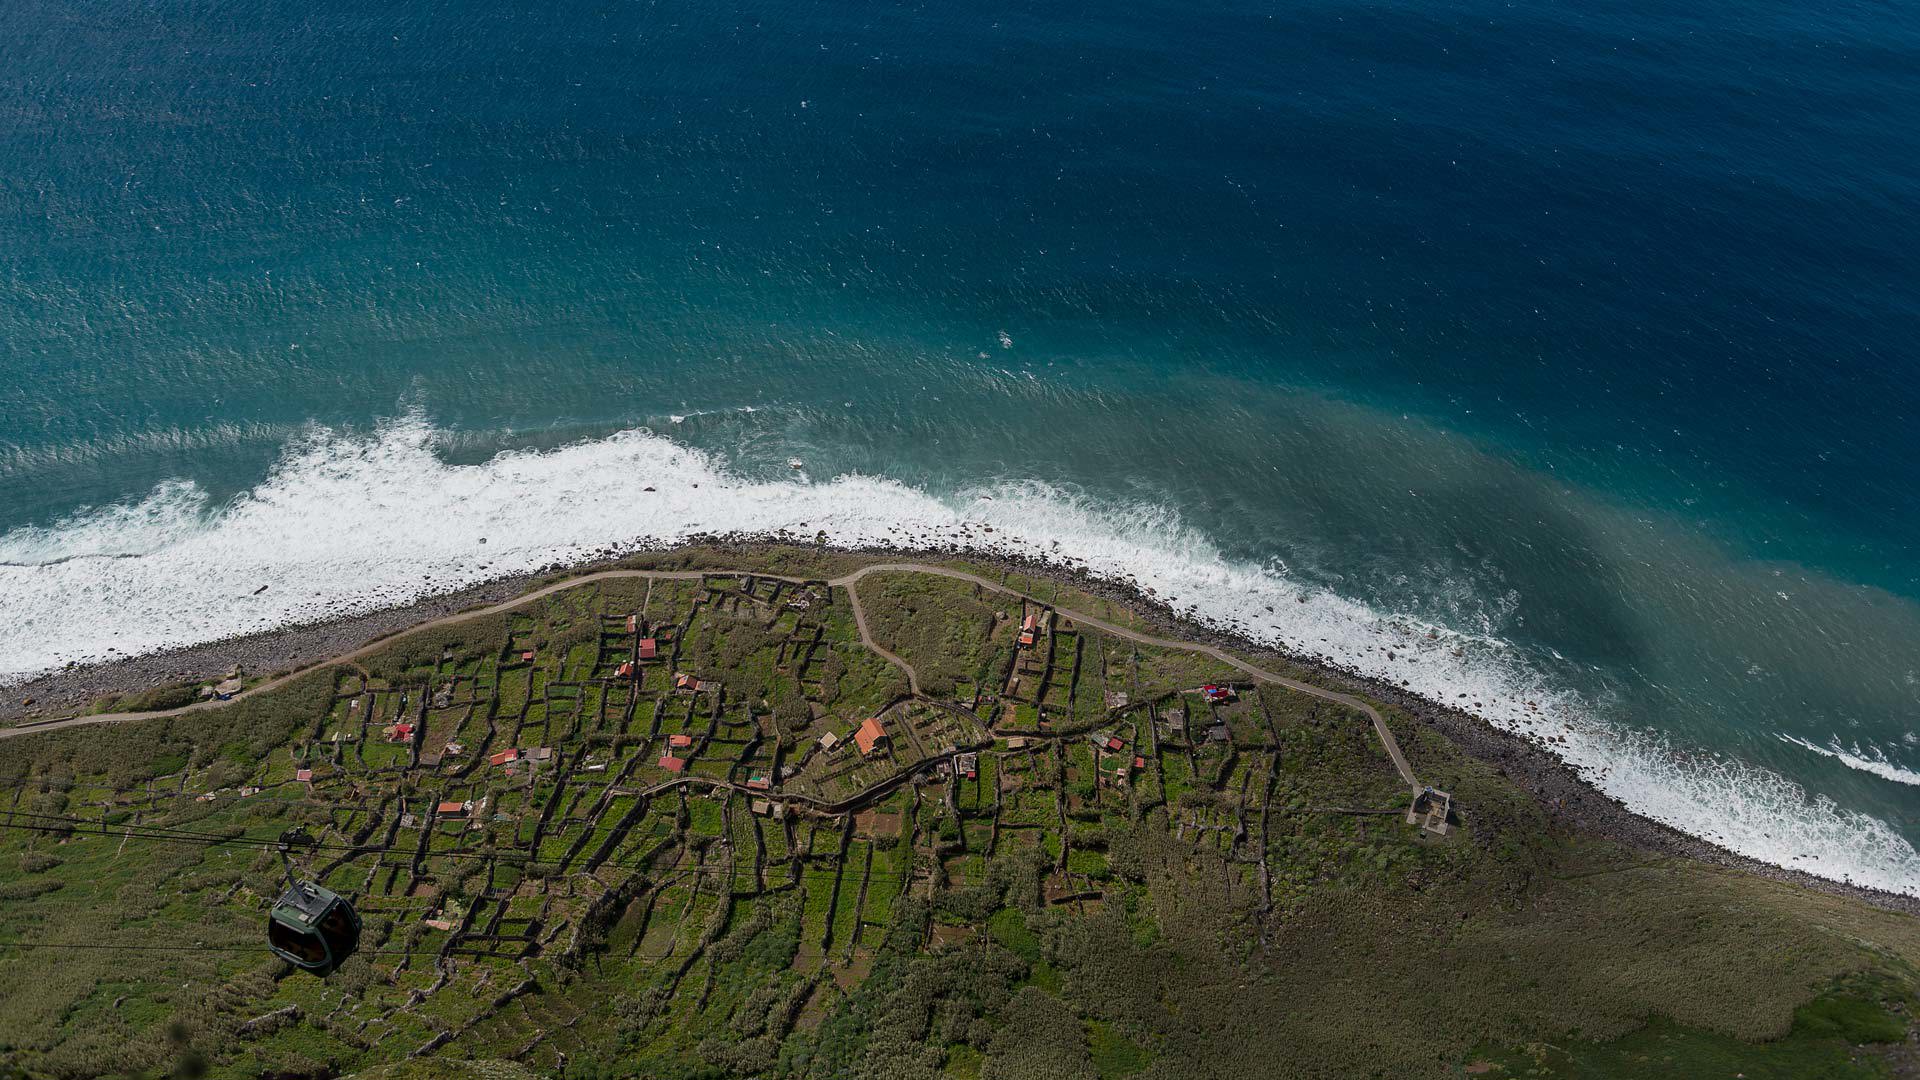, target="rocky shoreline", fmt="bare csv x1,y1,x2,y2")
4,536,1915,916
